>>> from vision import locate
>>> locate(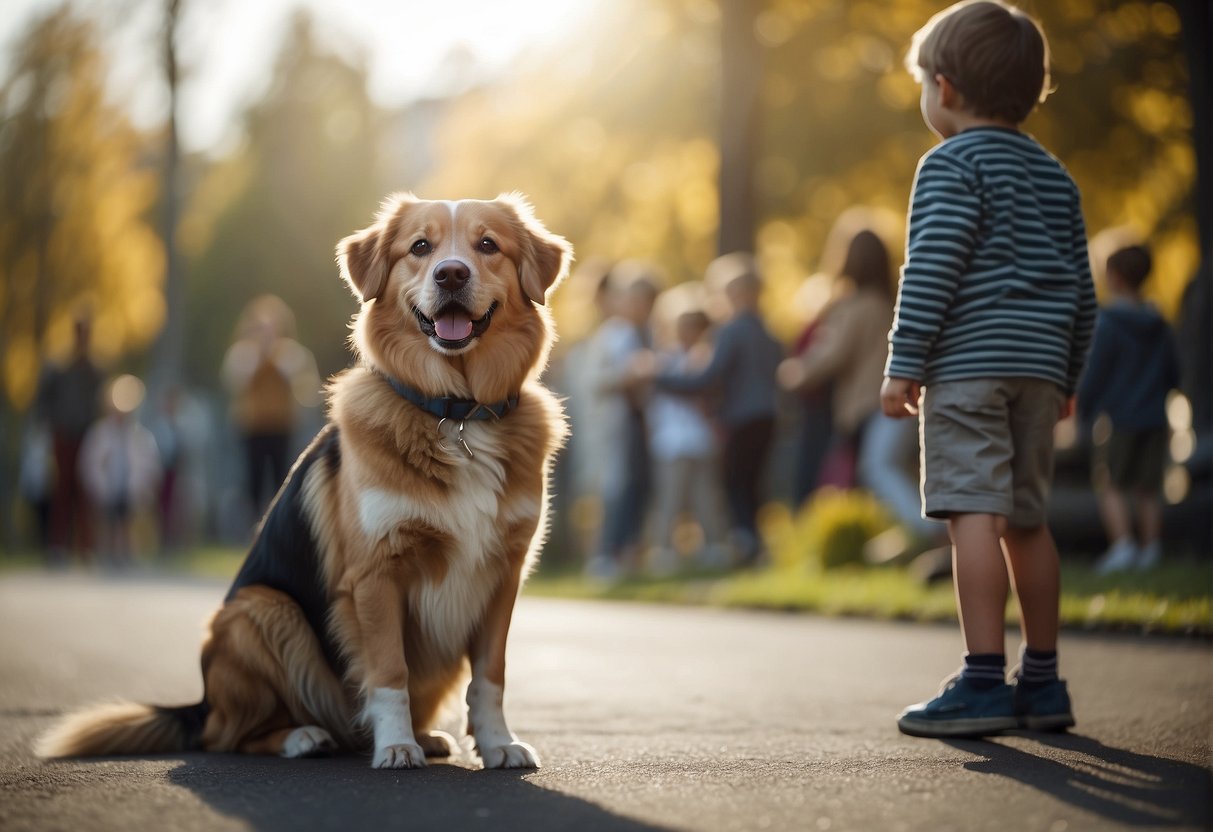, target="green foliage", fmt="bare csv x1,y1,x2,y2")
525,562,1213,637
775,487,893,571
180,11,387,385
0,7,164,408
